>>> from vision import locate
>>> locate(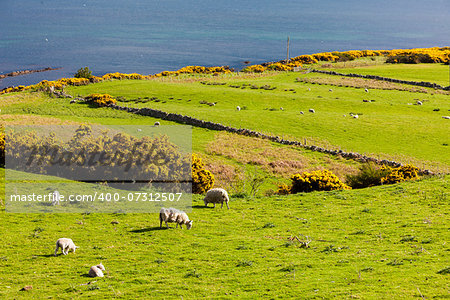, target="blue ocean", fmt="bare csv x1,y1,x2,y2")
0,0,449,88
